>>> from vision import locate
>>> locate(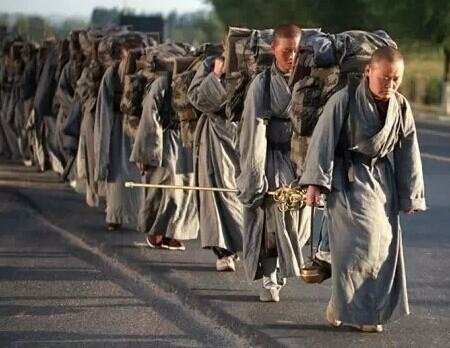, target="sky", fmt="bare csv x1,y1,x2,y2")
0,0,211,18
